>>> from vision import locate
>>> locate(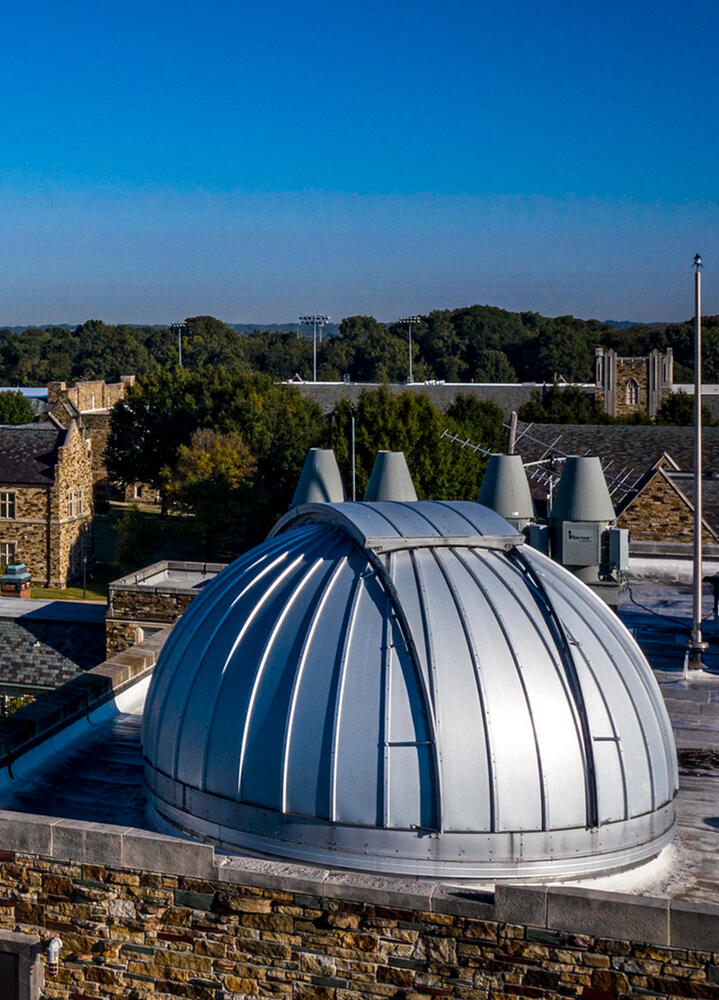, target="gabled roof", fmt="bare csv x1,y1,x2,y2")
615,463,719,541
0,423,65,485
